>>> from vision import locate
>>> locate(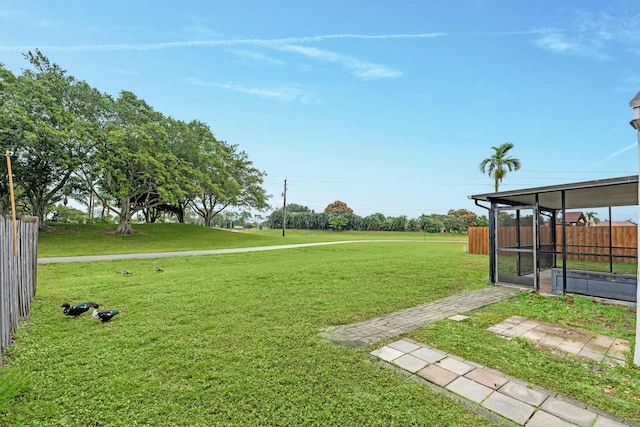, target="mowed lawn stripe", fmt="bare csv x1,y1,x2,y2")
2,242,491,426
